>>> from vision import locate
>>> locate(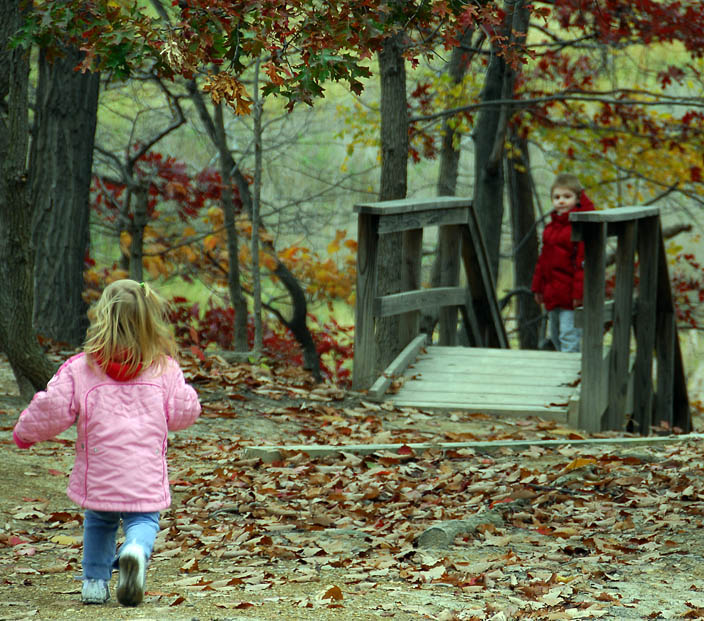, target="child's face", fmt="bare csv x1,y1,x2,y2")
551,186,578,214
